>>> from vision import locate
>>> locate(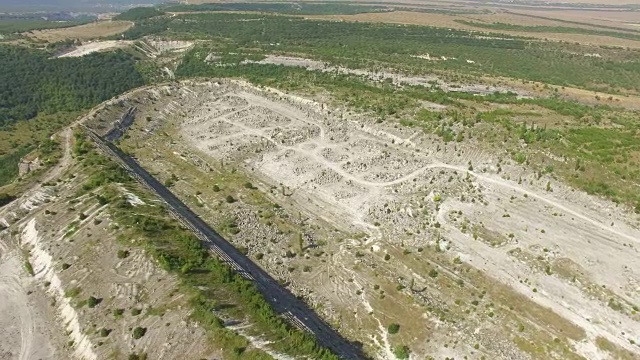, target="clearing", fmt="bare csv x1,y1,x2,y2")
93,80,640,359
27,21,133,42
